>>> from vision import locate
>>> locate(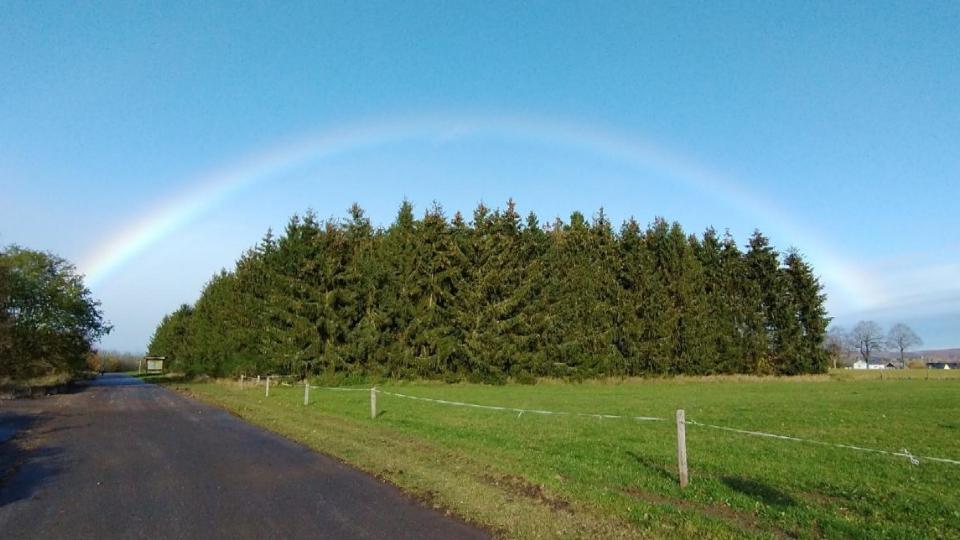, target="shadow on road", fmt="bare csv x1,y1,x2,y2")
86,373,151,387
0,411,67,508
0,375,146,510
